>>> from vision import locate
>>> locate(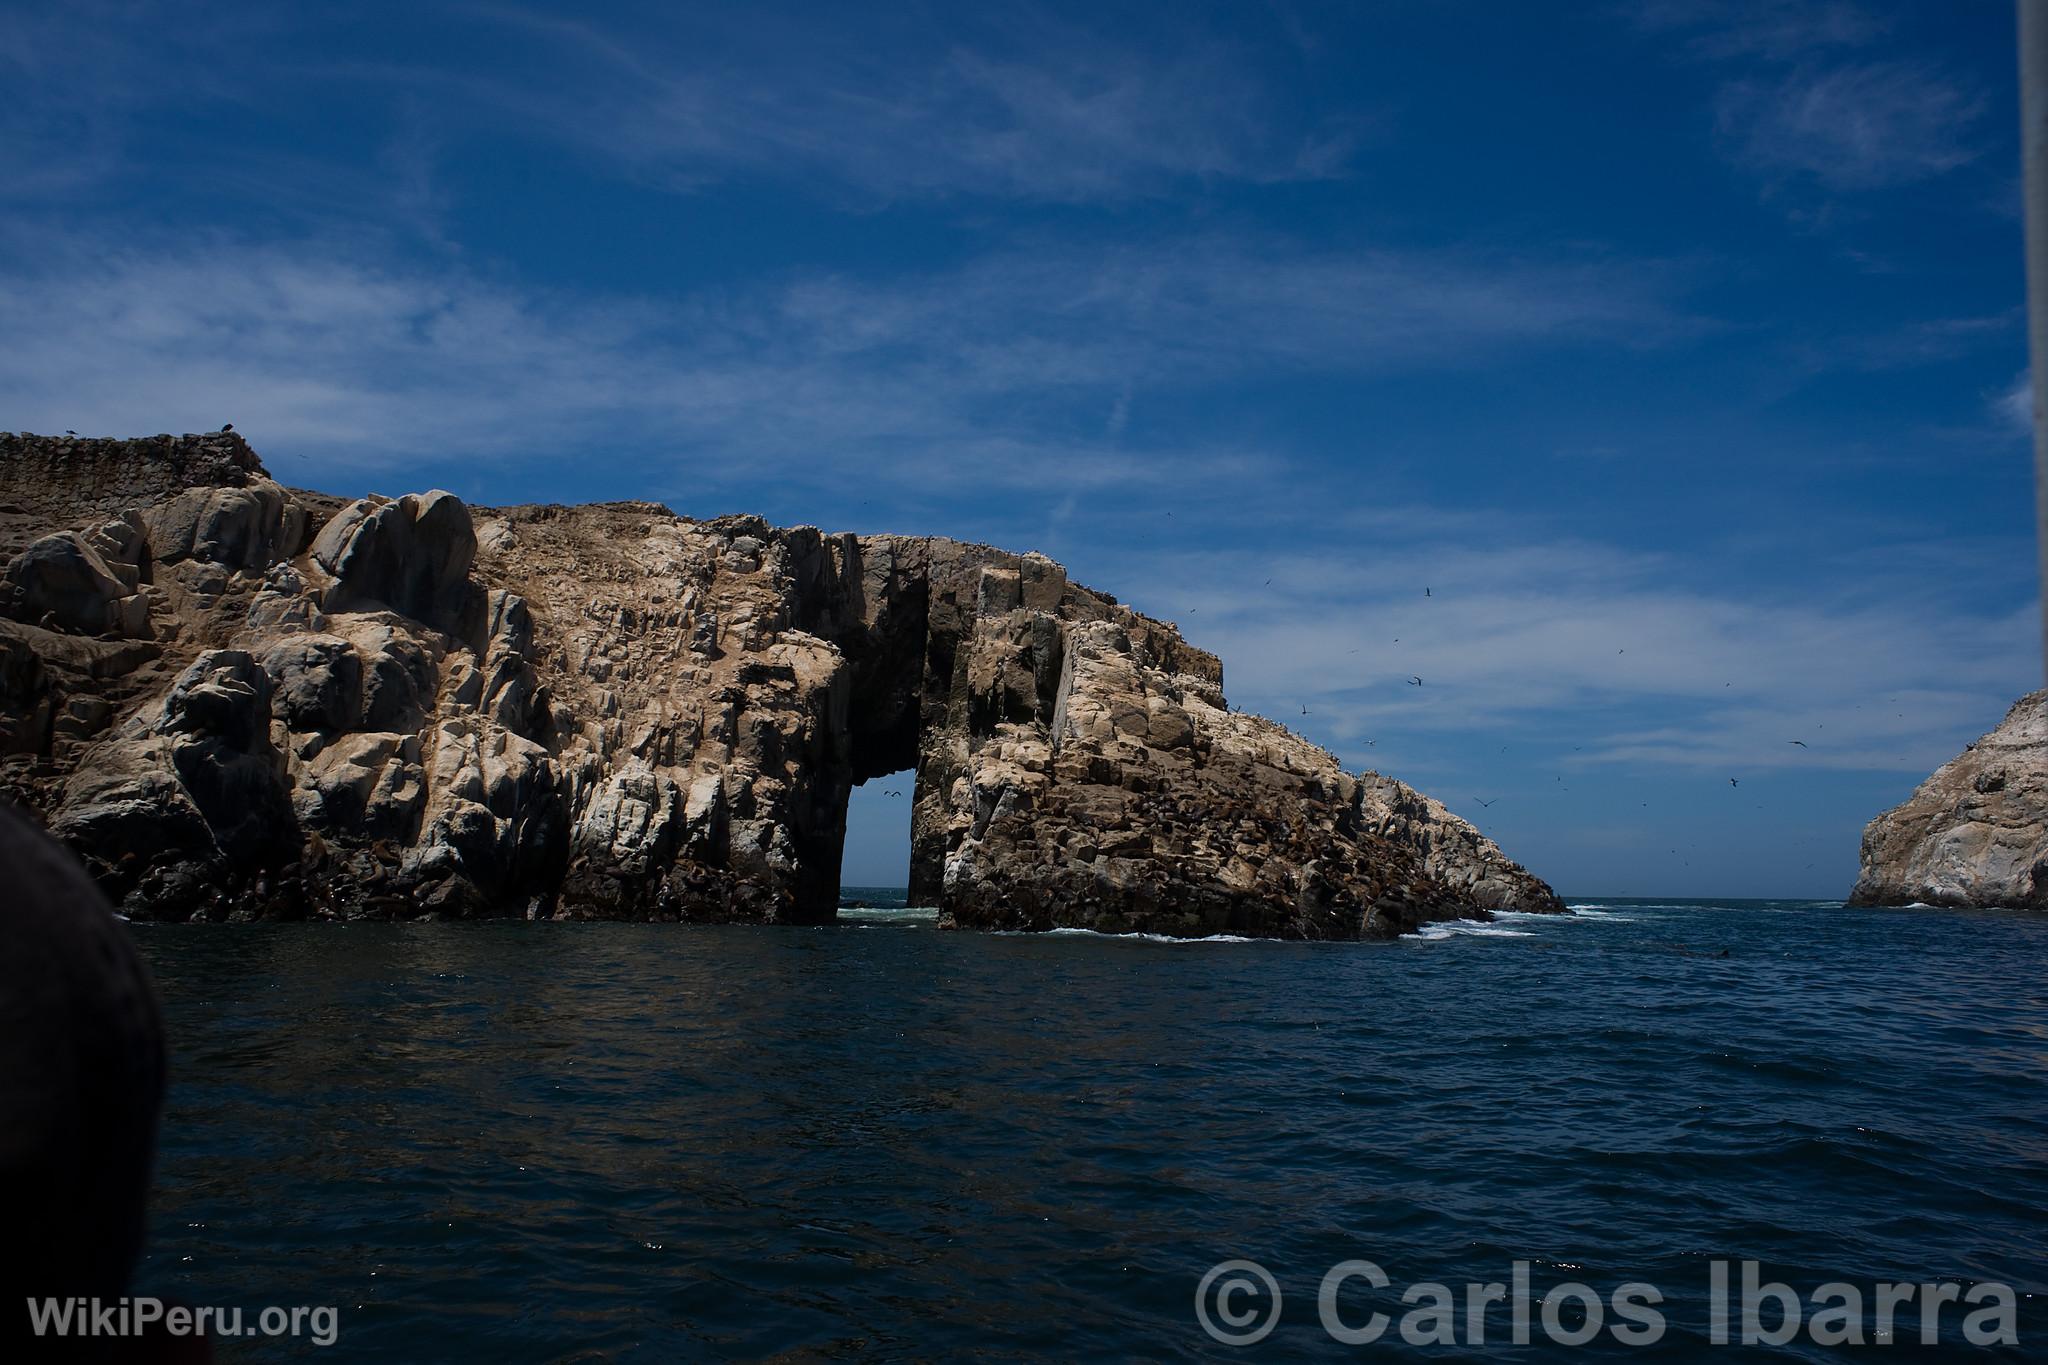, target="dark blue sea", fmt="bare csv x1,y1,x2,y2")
128,896,2048,1360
